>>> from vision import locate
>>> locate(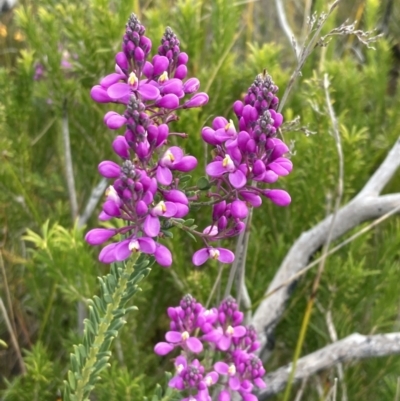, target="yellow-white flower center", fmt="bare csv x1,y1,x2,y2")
128,240,140,252
222,154,234,170
158,71,169,84
176,363,184,373
209,249,220,260
228,364,236,376
181,331,190,341
225,119,235,131
226,325,234,336
153,201,167,215
204,376,213,386
128,72,138,86
164,149,175,162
